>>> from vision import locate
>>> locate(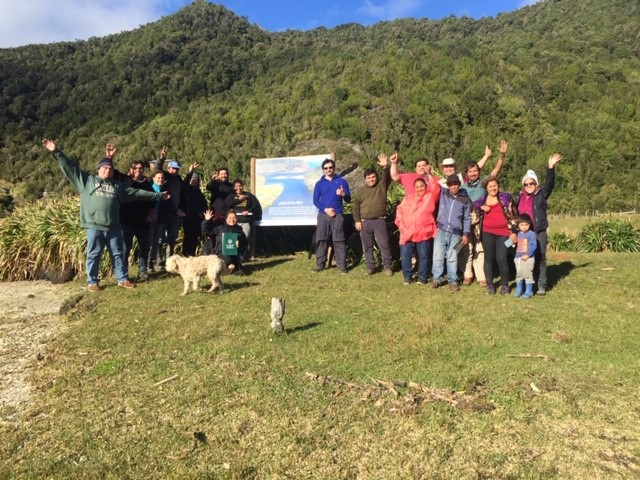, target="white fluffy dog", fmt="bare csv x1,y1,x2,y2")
165,254,226,295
